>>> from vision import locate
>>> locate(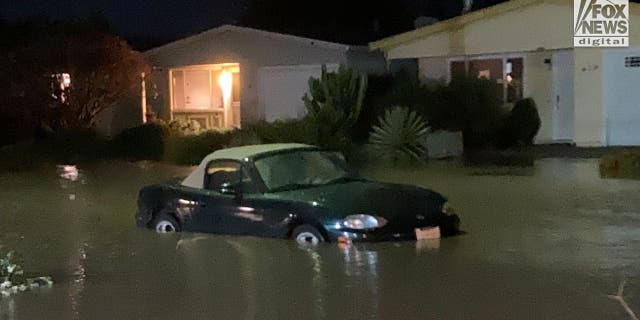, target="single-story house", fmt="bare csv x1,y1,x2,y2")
100,25,390,134
370,0,640,147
